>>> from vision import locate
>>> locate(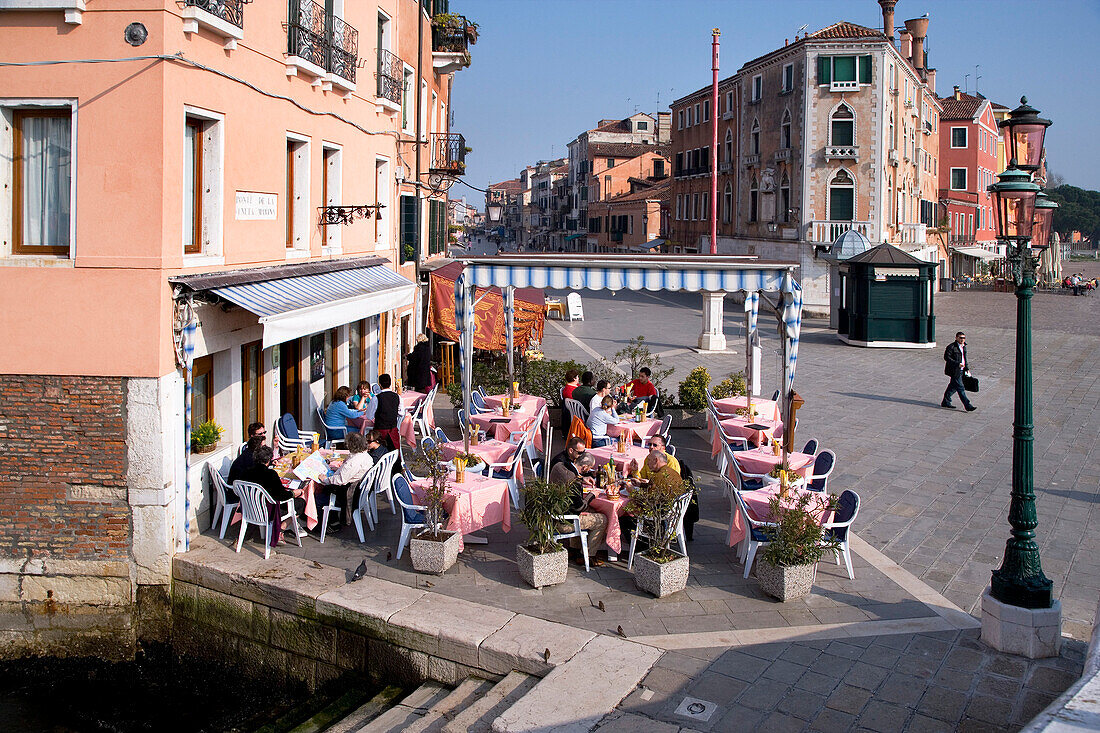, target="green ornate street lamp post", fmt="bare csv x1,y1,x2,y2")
987,98,1056,610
